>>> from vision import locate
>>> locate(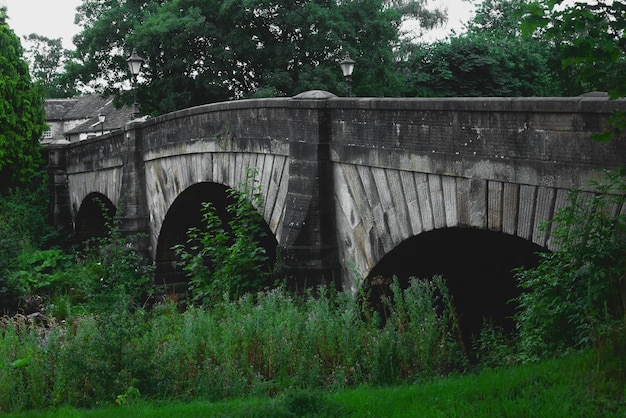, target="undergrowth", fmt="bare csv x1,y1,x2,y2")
0,277,468,413
1,169,625,414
